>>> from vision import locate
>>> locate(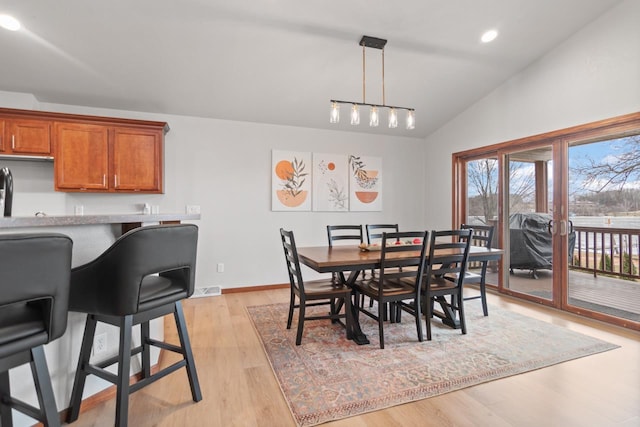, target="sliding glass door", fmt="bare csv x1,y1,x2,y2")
453,112,640,330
